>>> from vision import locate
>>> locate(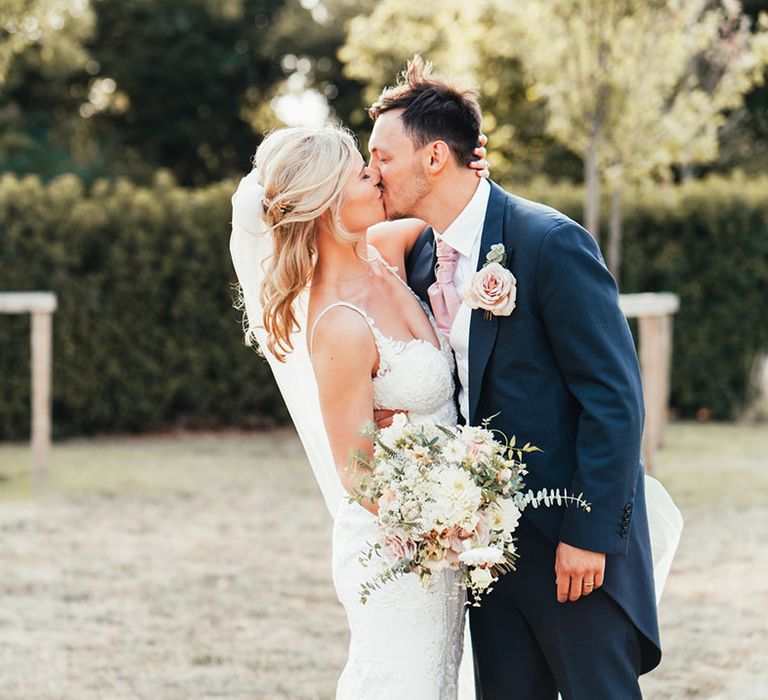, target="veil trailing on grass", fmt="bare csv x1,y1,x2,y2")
229,168,345,519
